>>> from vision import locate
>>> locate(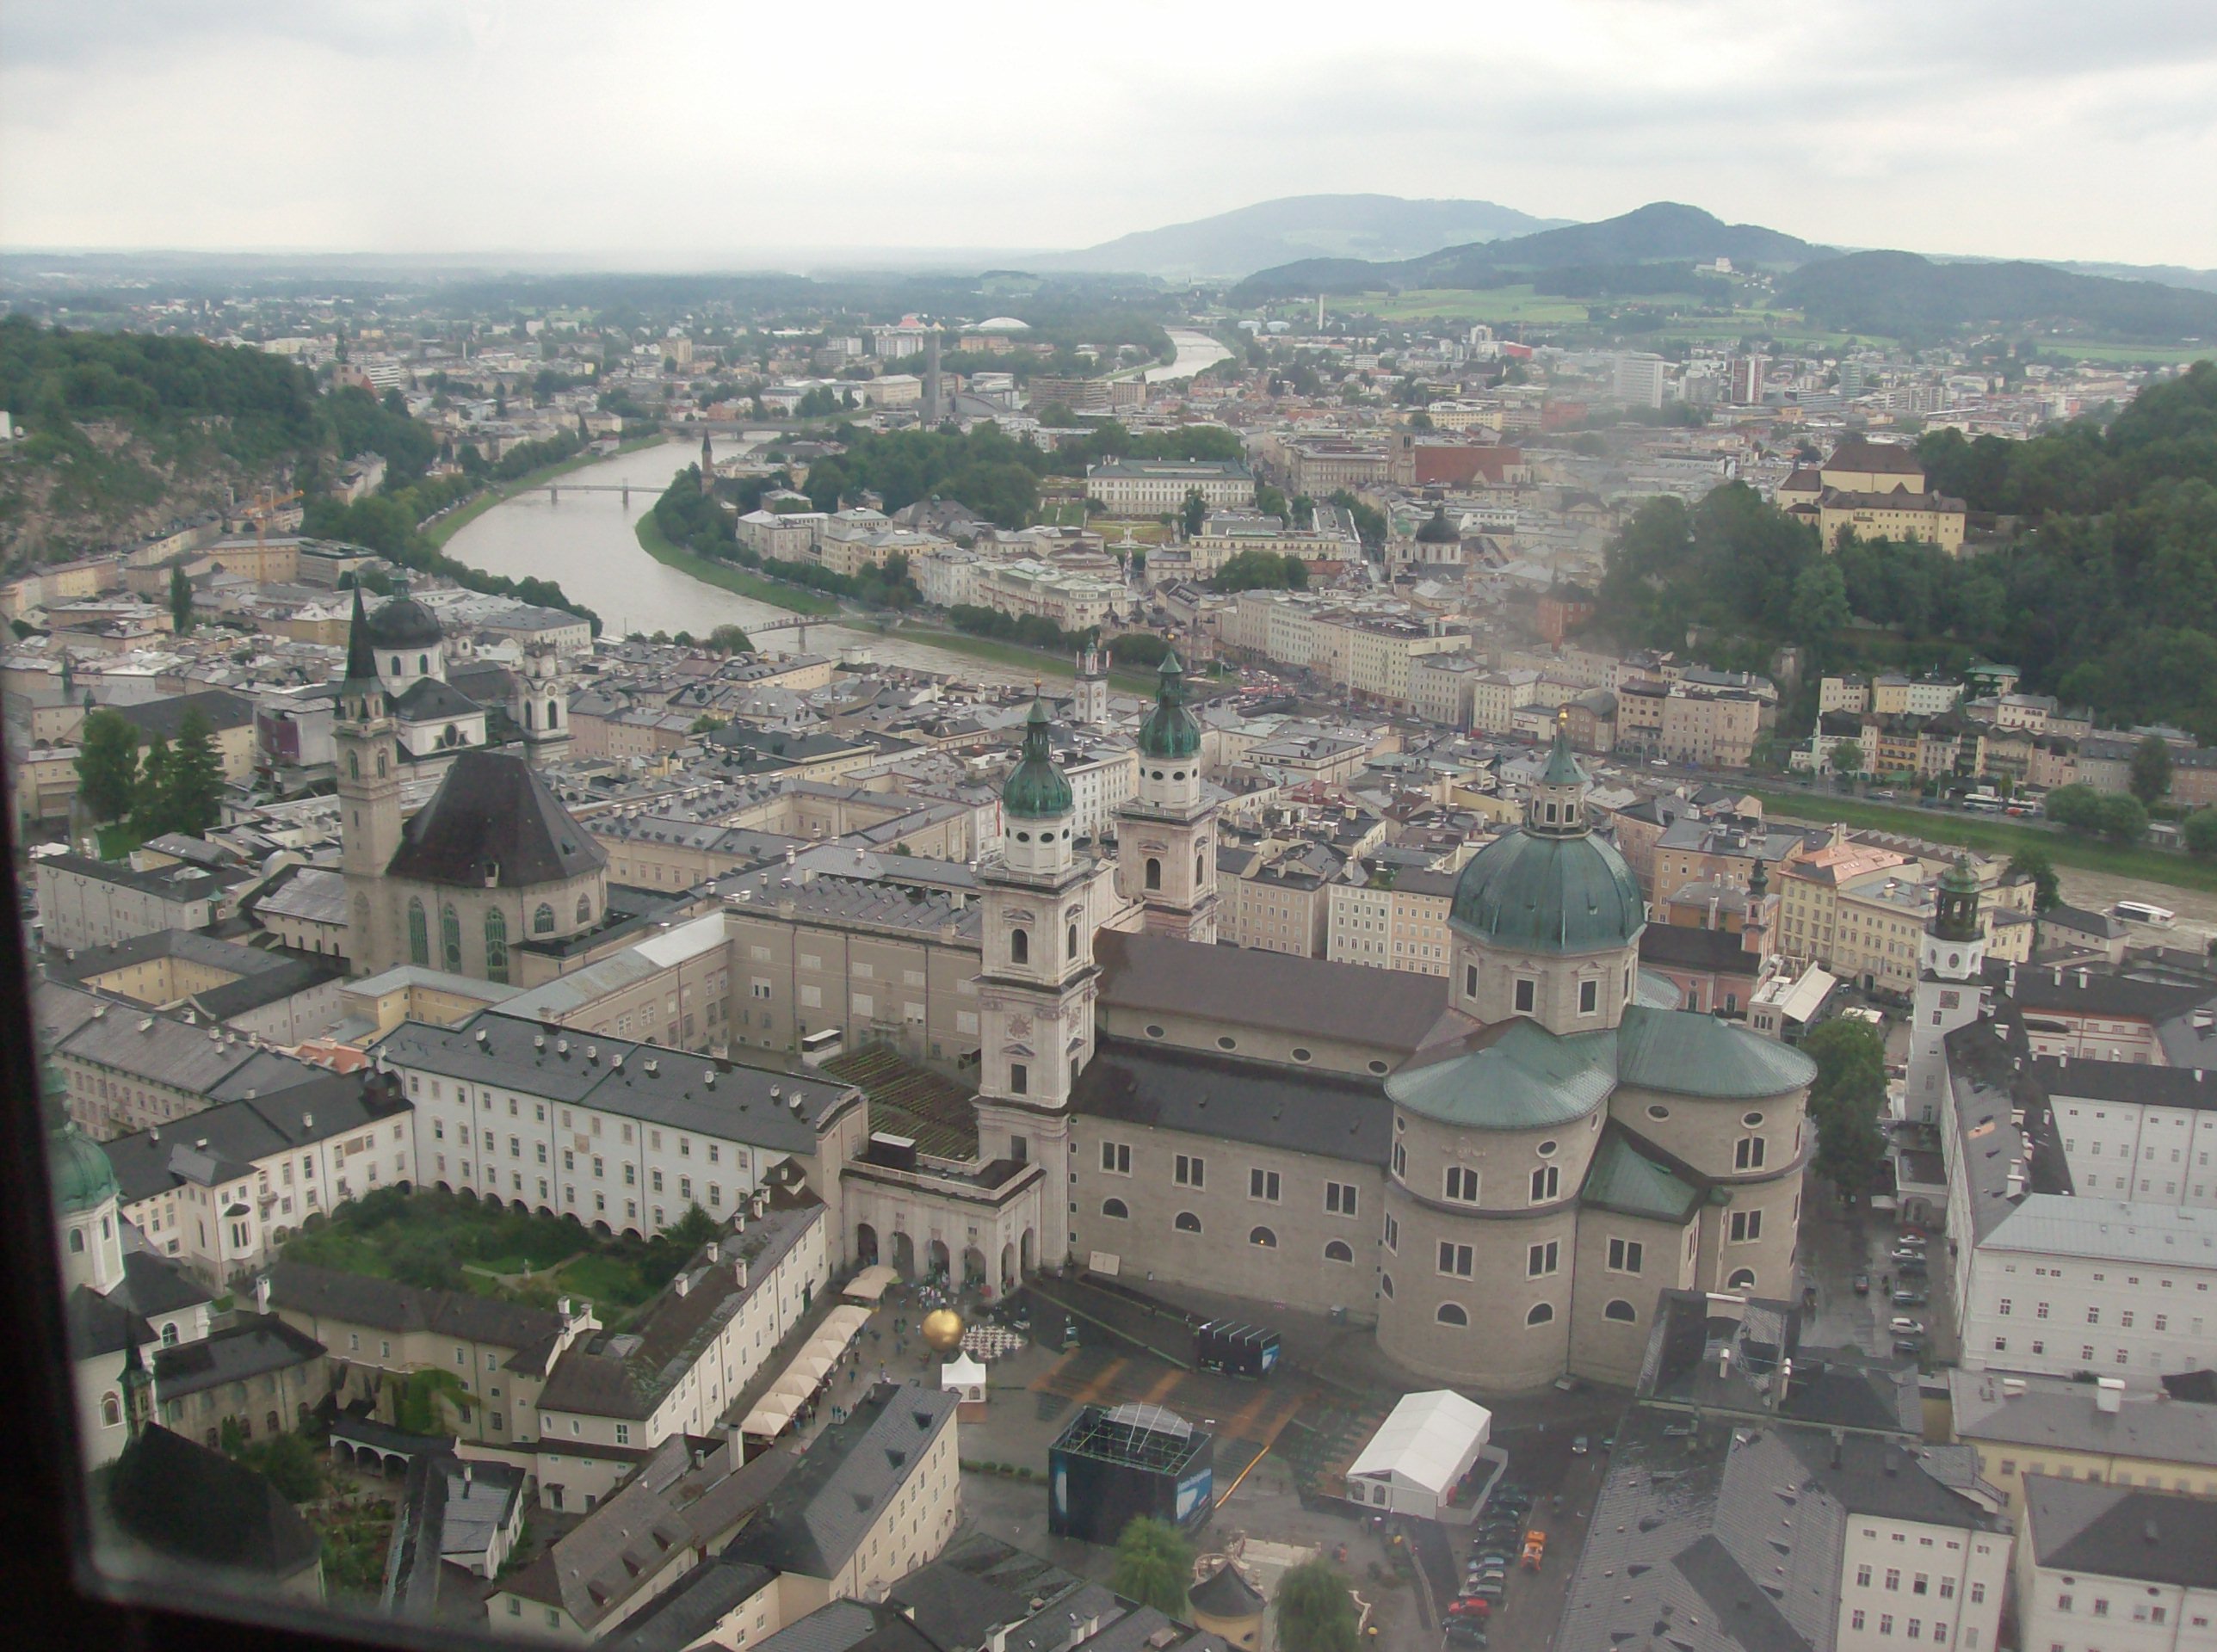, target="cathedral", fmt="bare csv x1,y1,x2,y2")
337,586,608,981
936,661,1819,1391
